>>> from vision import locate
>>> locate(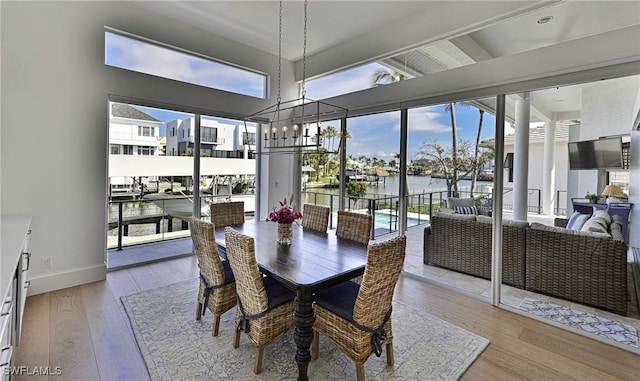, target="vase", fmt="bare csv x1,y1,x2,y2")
277,222,293,246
